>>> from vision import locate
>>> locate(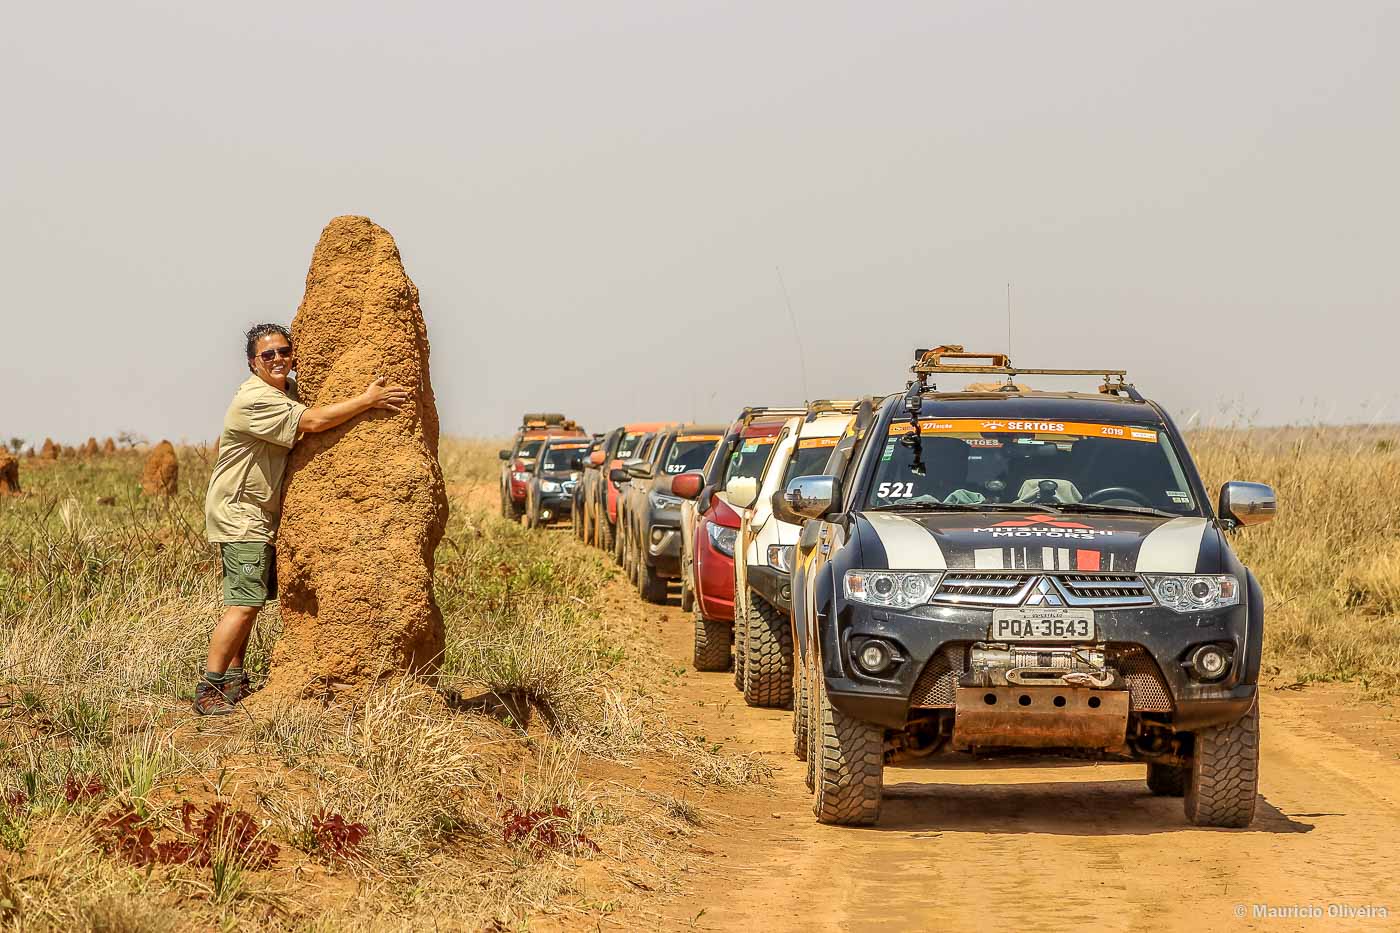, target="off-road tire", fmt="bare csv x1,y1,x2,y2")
732,578,748,691
1147,763,1188,797
524,498,538,530
638,551,668,604
743,590,793,709
692,609,732,672
804,657,817,791
680,576,695,613
1184,697,1259,827
500,489,511,520
811,674,883,826
792,656,808,759
571,499,582,539
613,513,627,565
596,508,615,553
